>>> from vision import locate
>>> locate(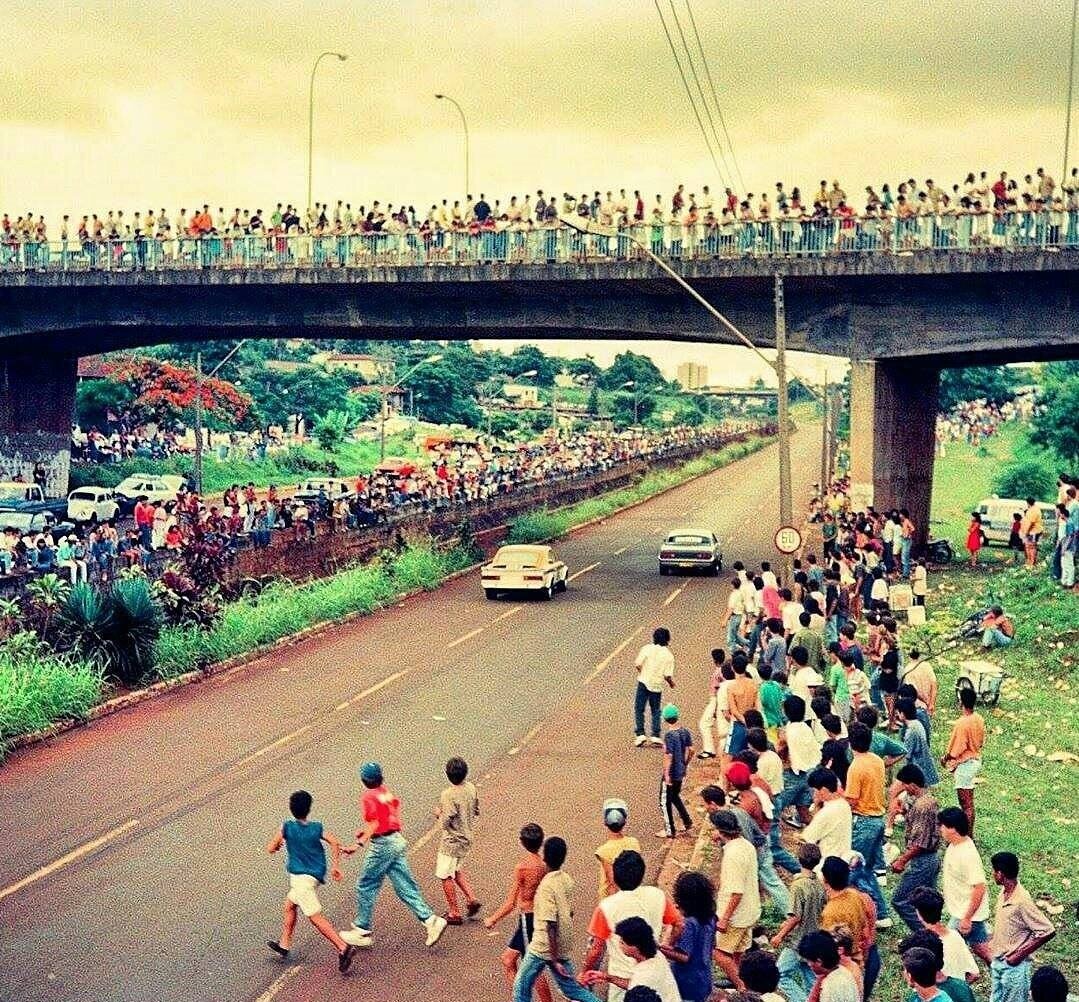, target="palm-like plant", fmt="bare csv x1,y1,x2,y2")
25,573,72,641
